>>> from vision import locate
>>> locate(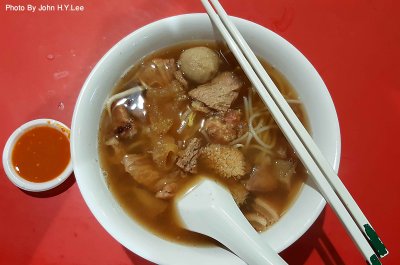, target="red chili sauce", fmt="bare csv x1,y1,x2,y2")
11,126,70,183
